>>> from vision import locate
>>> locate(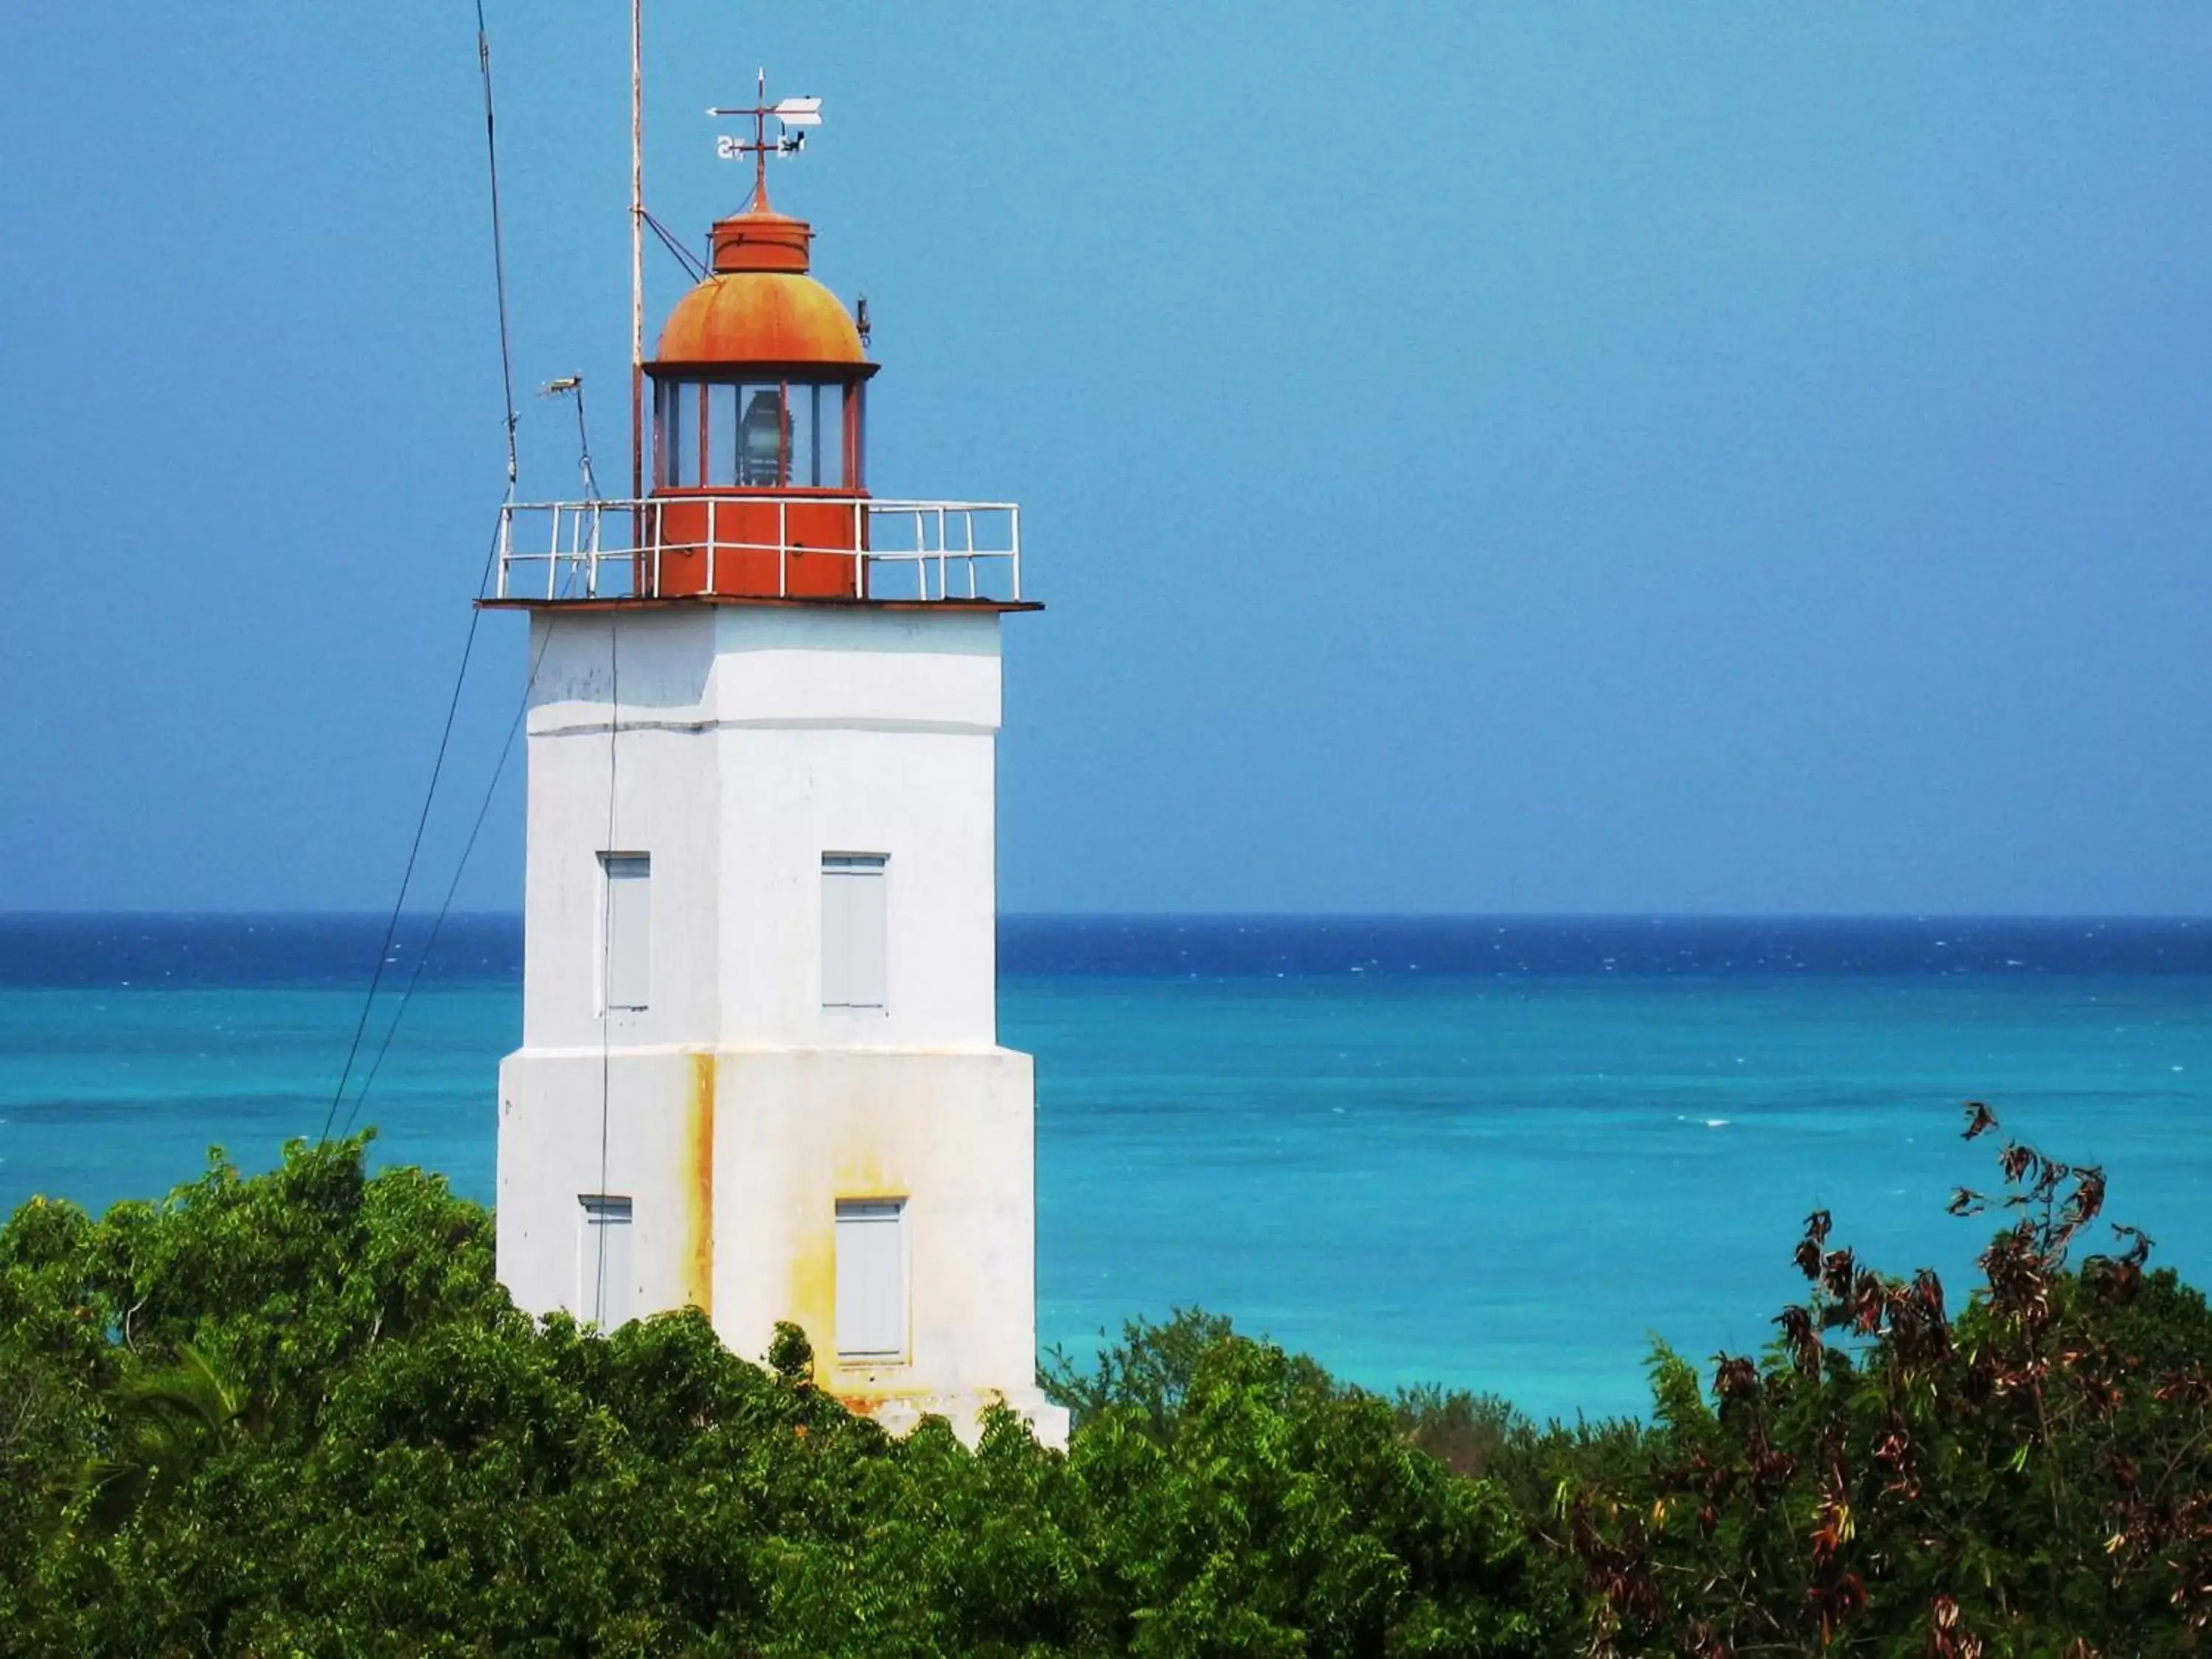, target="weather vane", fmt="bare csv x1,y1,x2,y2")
708,69,823,203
